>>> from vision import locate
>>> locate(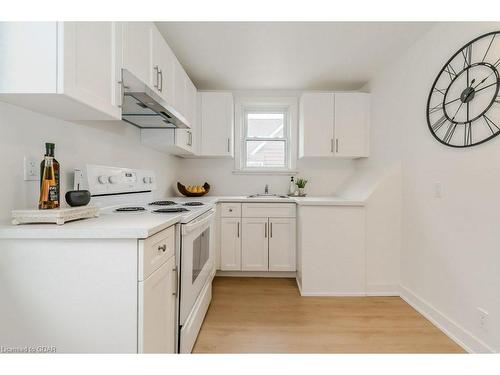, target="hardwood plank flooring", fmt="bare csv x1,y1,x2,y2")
192,277,465,353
